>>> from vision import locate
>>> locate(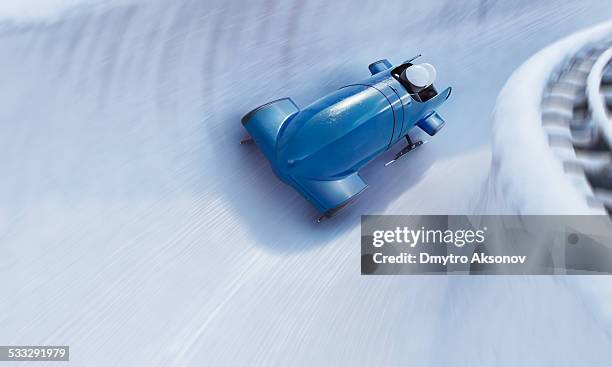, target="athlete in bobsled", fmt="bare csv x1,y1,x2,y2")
241,56,451,221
